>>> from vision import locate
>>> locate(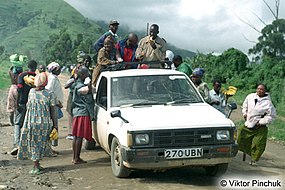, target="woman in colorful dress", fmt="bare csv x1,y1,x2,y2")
17,72,57,175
